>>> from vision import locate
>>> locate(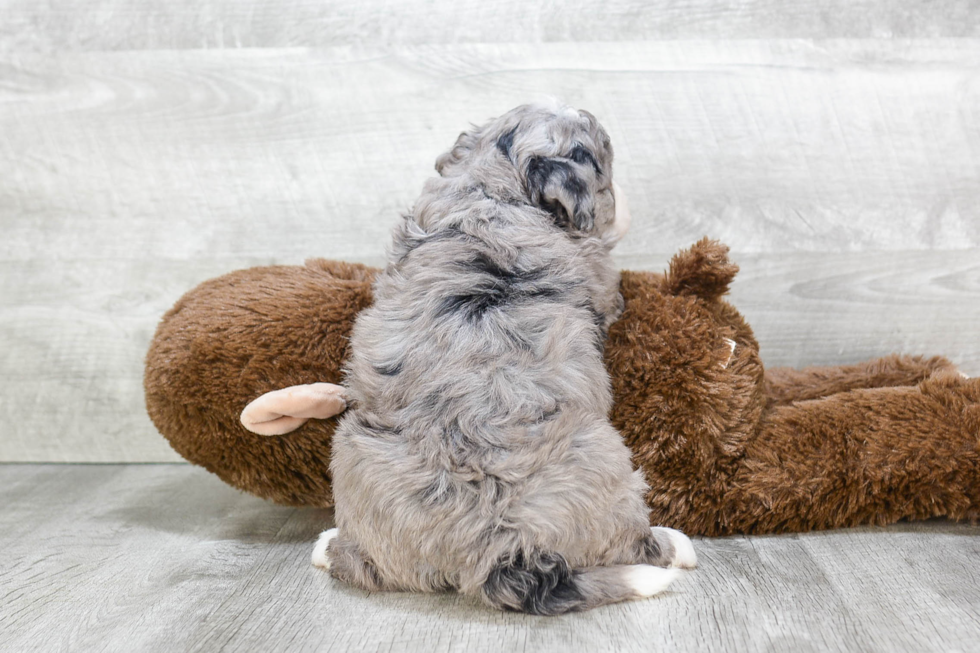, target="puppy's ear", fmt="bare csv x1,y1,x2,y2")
435,127,482,176
525,152,597,232
495,126,518,161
